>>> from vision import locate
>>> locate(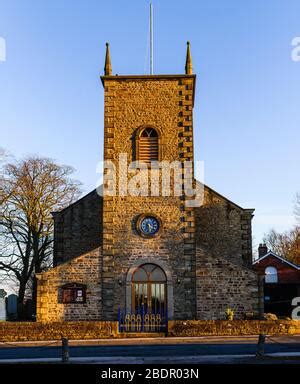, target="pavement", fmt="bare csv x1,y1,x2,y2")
1,334,300,346
0,335,299,364
0,354,299,364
